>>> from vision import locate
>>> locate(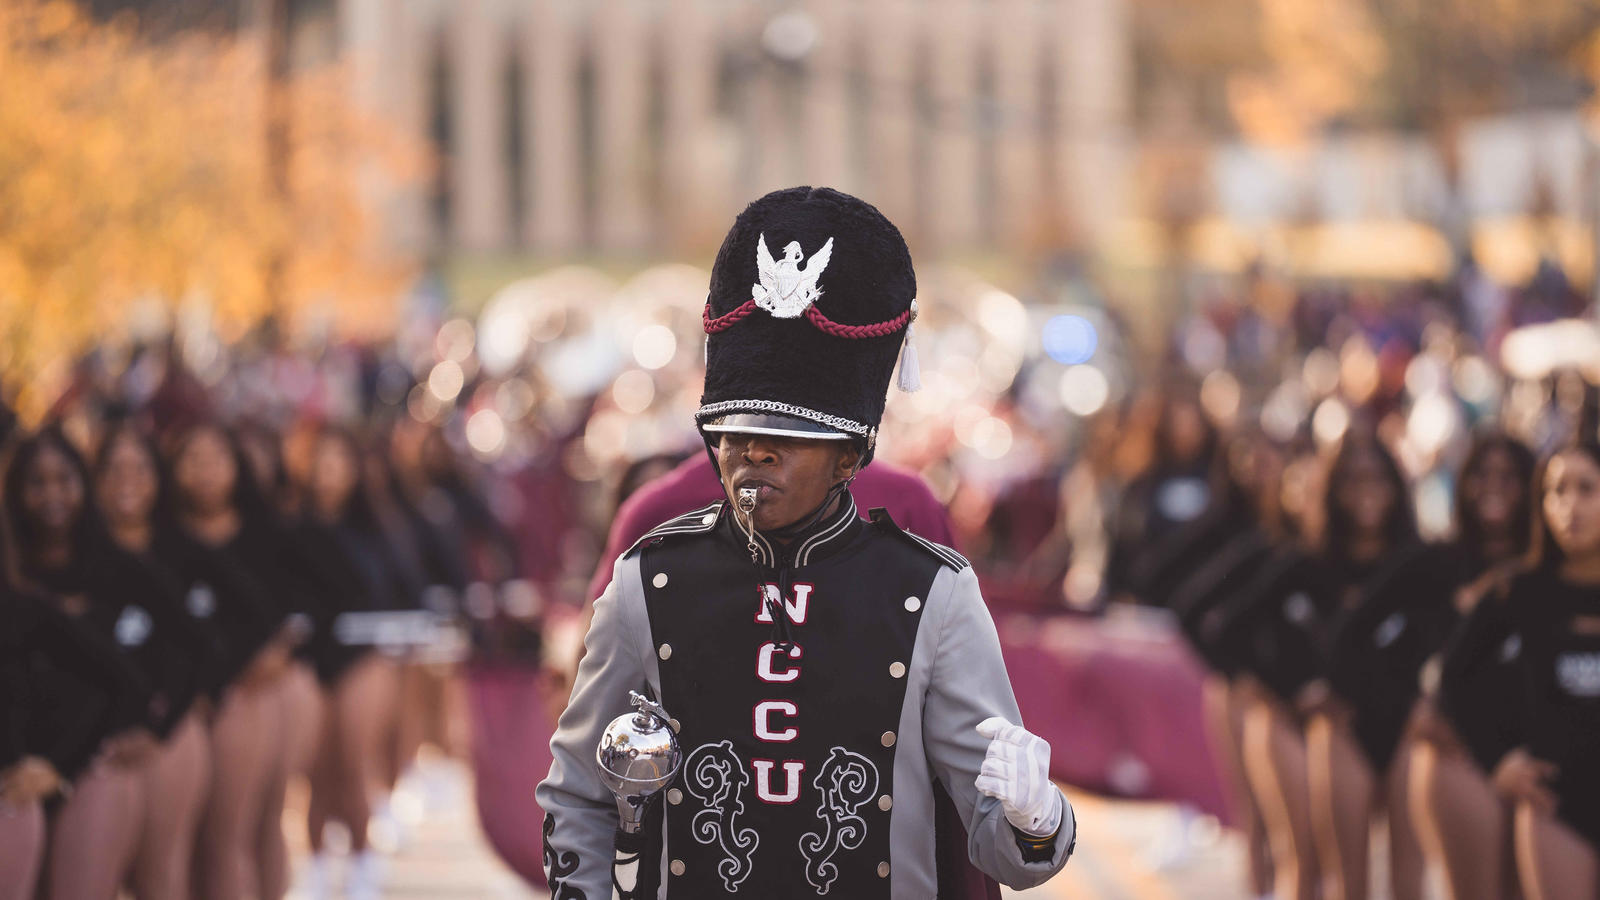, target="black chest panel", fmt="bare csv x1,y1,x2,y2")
640,523,940,897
